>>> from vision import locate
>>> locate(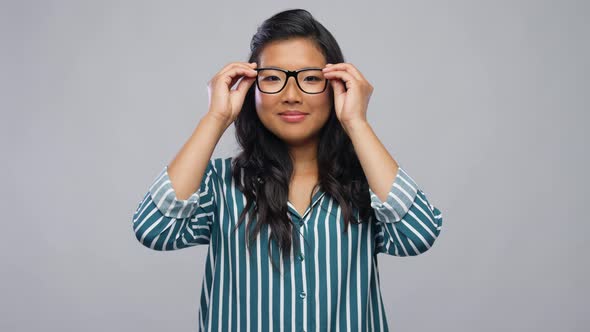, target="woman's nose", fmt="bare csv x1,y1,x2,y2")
282,76,302,99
